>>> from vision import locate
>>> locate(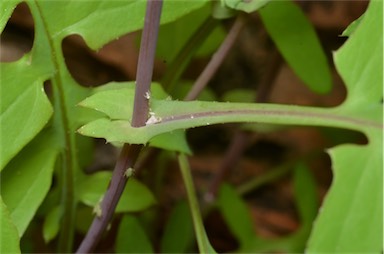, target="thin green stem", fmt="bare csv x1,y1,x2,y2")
178,154,216,254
